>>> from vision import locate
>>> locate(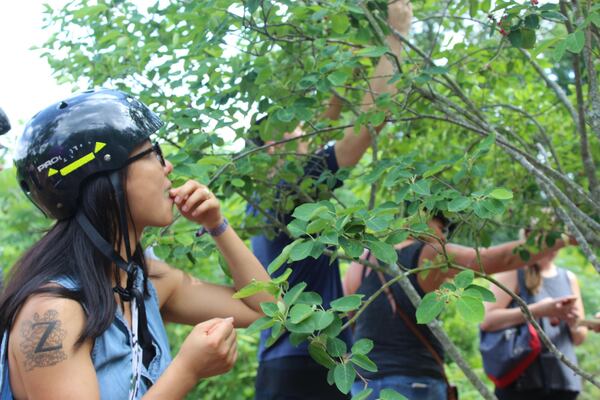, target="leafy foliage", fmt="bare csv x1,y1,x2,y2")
1,0,598,398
